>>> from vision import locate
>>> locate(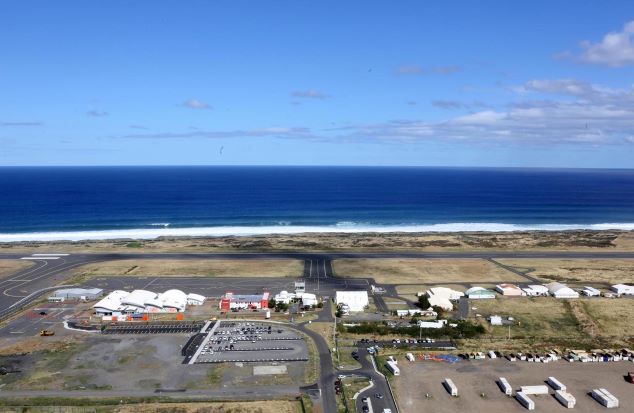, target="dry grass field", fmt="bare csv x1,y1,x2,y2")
70,259,303,278
469,297,582,340
0,260,33,278
580,298,634,337
333,259,523,284
496,258,634,284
